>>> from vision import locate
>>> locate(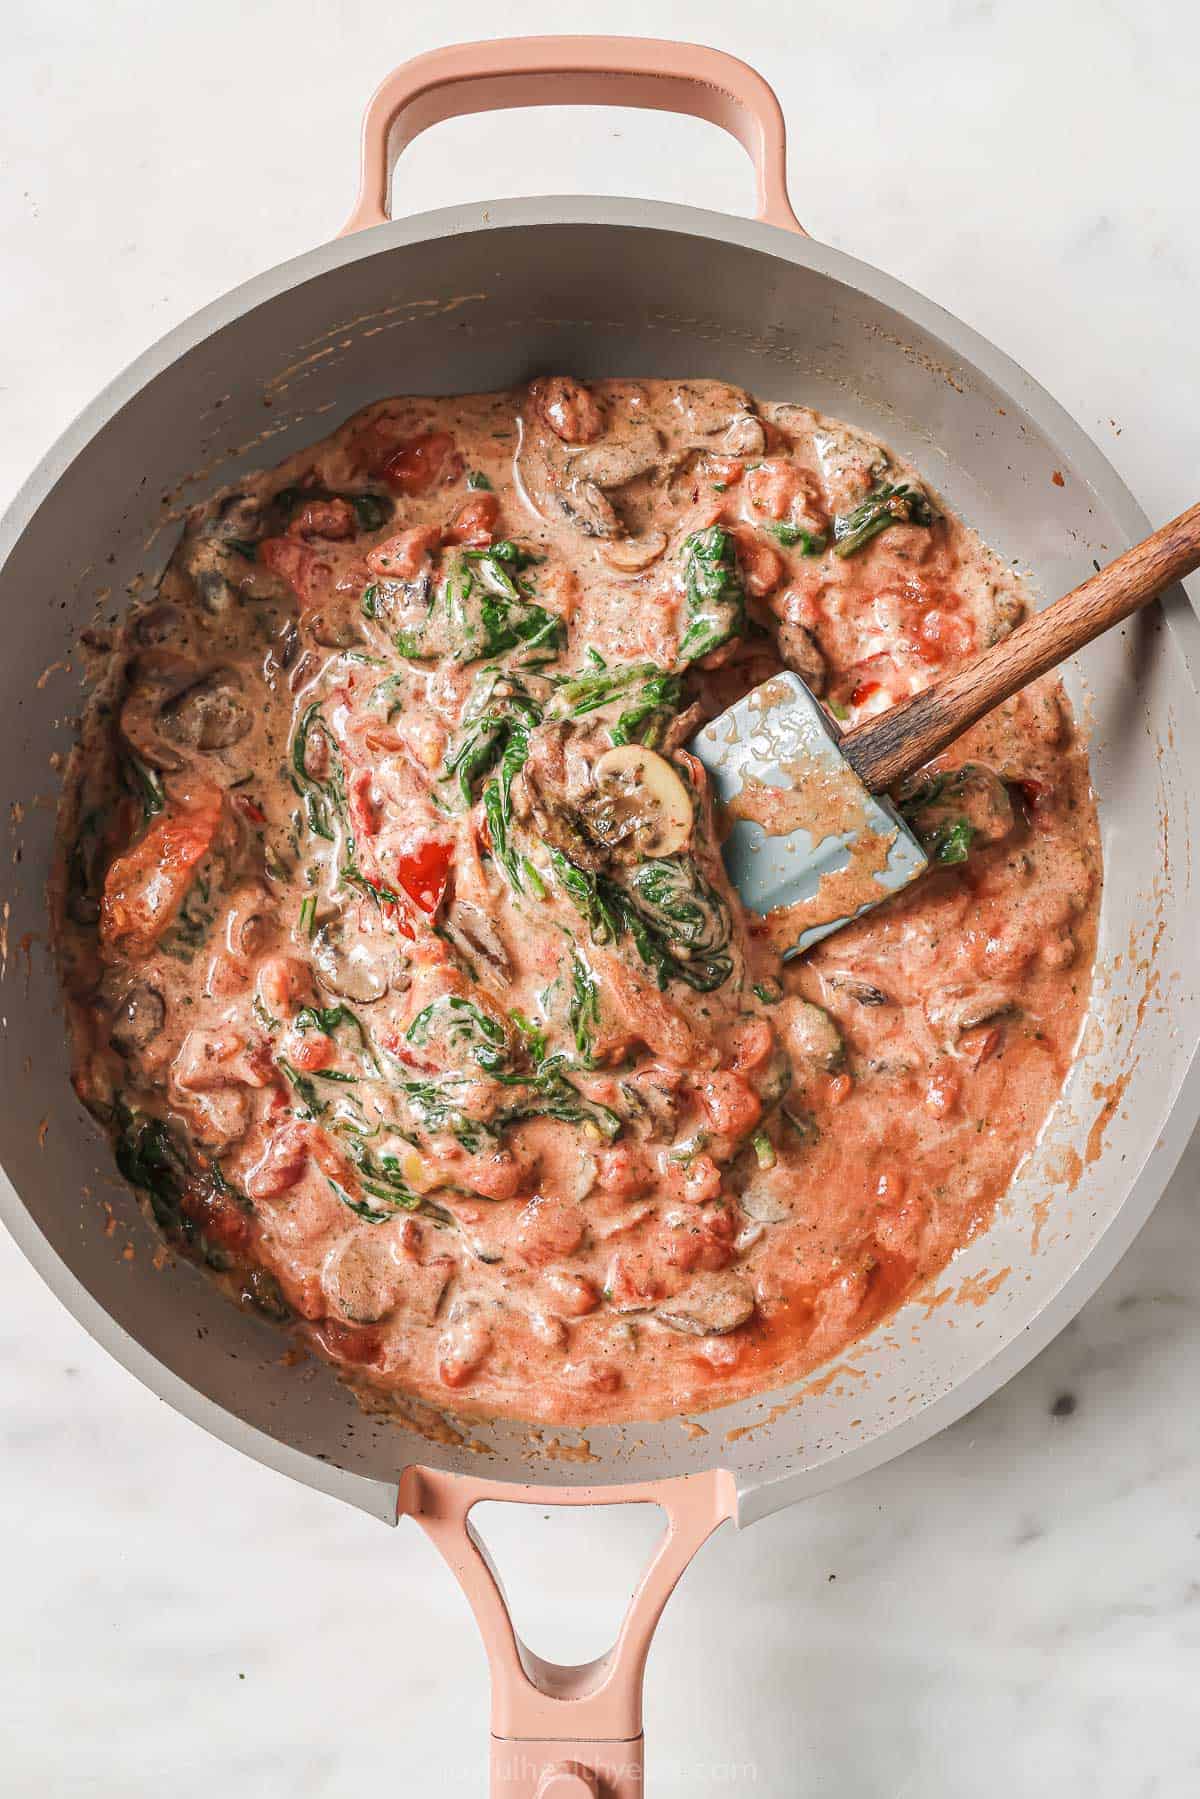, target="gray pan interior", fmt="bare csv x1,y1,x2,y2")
2,199,1197,1527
